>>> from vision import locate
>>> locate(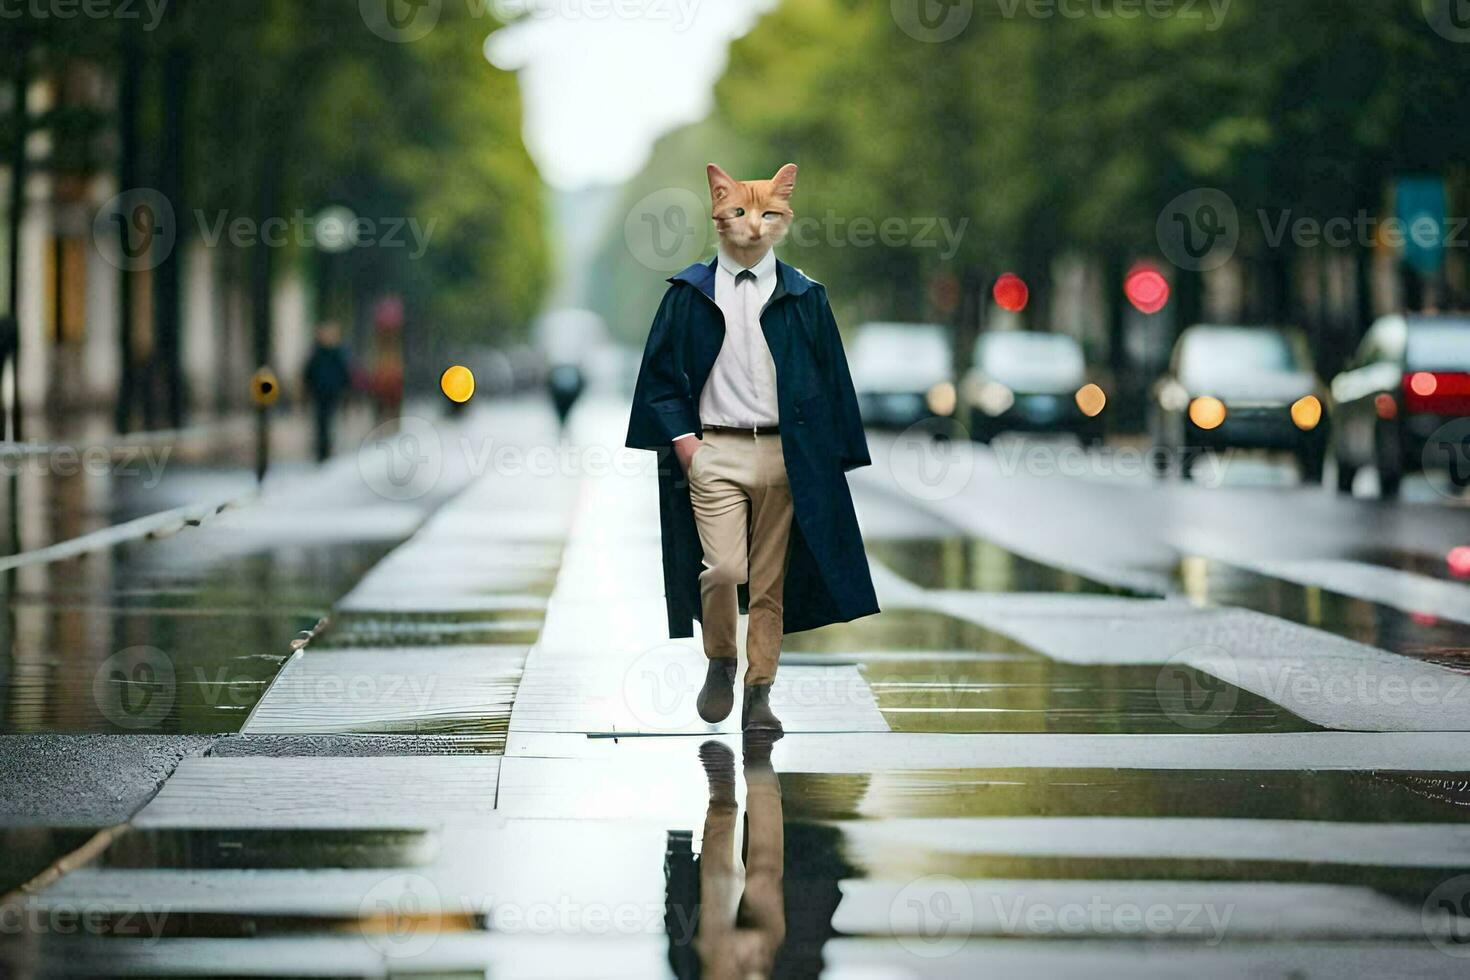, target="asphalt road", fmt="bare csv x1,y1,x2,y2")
4,400,1470,977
